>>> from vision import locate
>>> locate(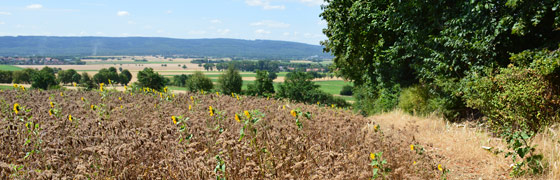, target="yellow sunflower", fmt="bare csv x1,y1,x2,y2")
235,114,240,123
13,103,20,114
290,110,297,117
244,110,251,119
172,116,177,124
68,114,73,122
